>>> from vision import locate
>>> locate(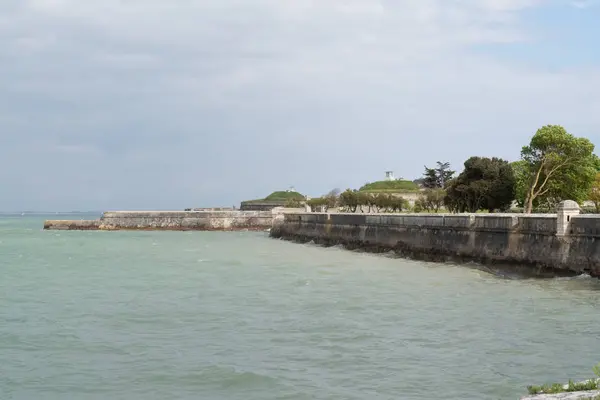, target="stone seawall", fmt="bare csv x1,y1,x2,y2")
44,210,280,231
270,201,600,277
239,201,286,211
44,220,102,230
